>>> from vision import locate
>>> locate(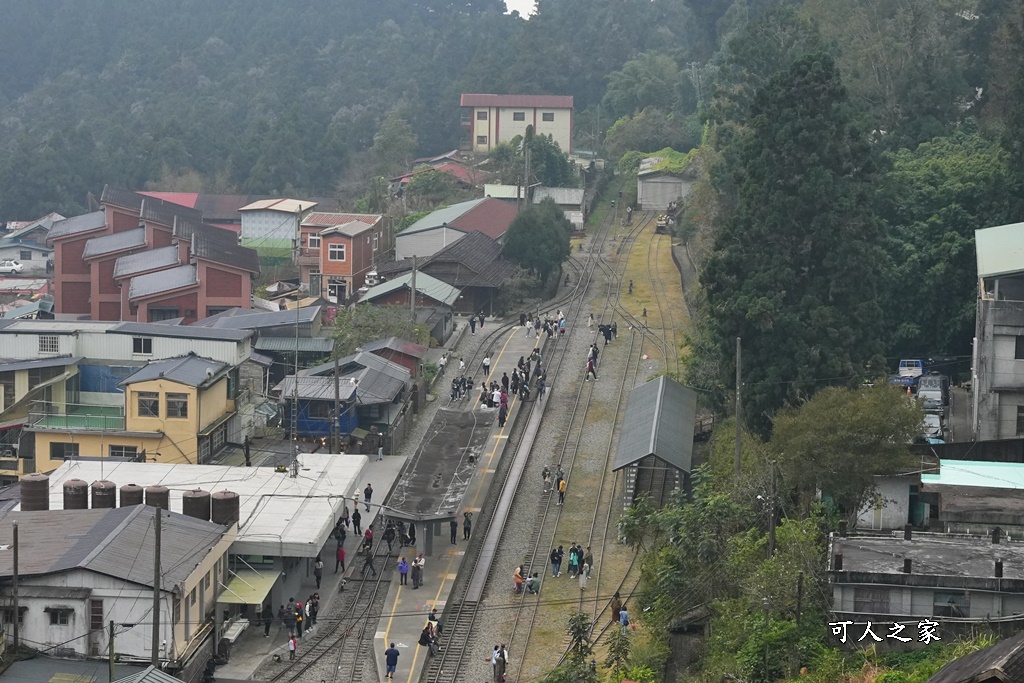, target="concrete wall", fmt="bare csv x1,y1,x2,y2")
975,295,1024,440
468,106,572,153
834,582,1021,620
856,477,911,530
